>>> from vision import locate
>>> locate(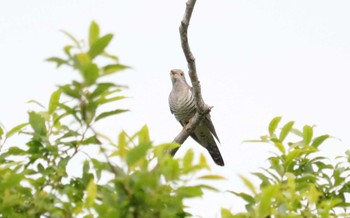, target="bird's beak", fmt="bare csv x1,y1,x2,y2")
170,70,176,77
